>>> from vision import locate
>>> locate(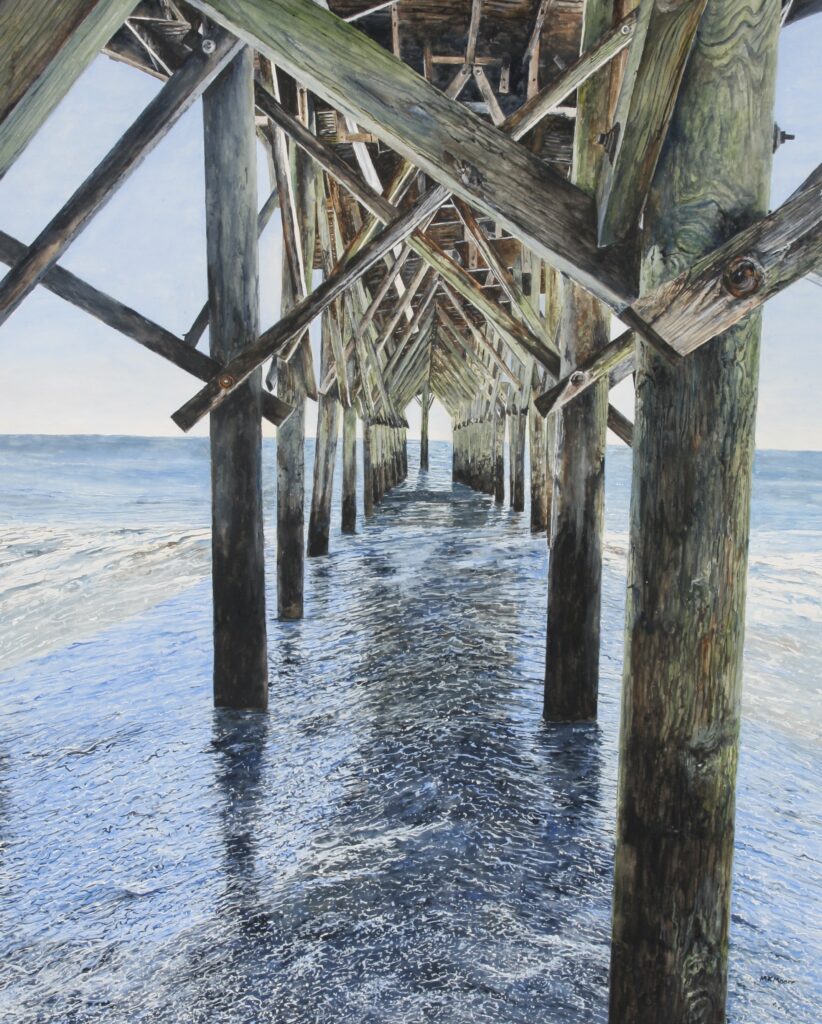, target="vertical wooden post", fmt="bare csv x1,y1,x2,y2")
341,405,357,533
493,404,505,503
420,382,430,471
275,85,315,620
543,0,612,721
307,313,340,557
203,48,267,710
362,420,375,516
509,409,526,511
608,0,779,1020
